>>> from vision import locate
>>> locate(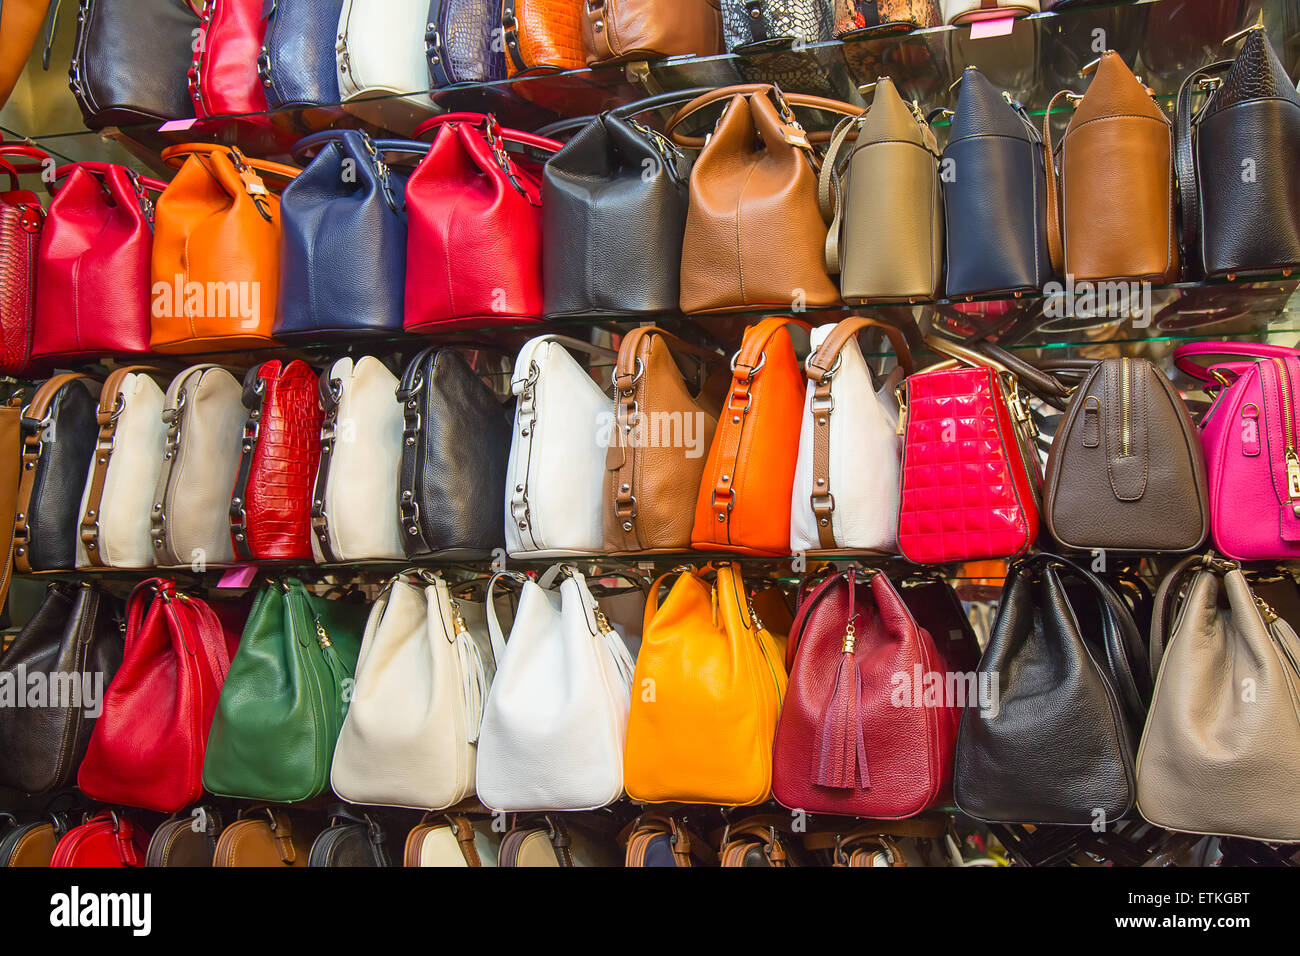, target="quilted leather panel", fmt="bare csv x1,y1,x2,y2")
0,203,38,374
510,0,586,74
